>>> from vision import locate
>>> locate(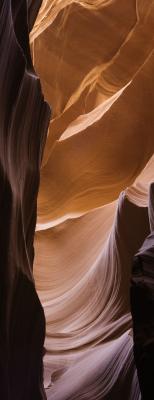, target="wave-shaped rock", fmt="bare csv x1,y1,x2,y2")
1,0,154,399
